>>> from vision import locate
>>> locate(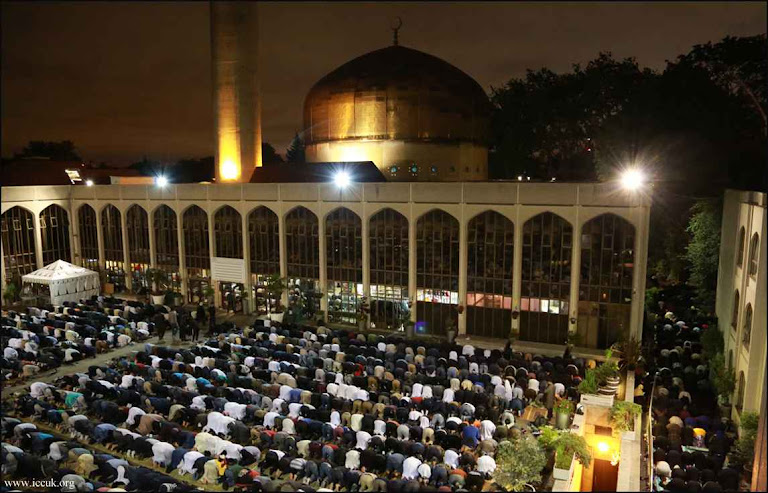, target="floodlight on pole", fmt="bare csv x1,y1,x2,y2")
156,176,168,187
620,168,645,191
334,171,351,189
85,179,94,187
